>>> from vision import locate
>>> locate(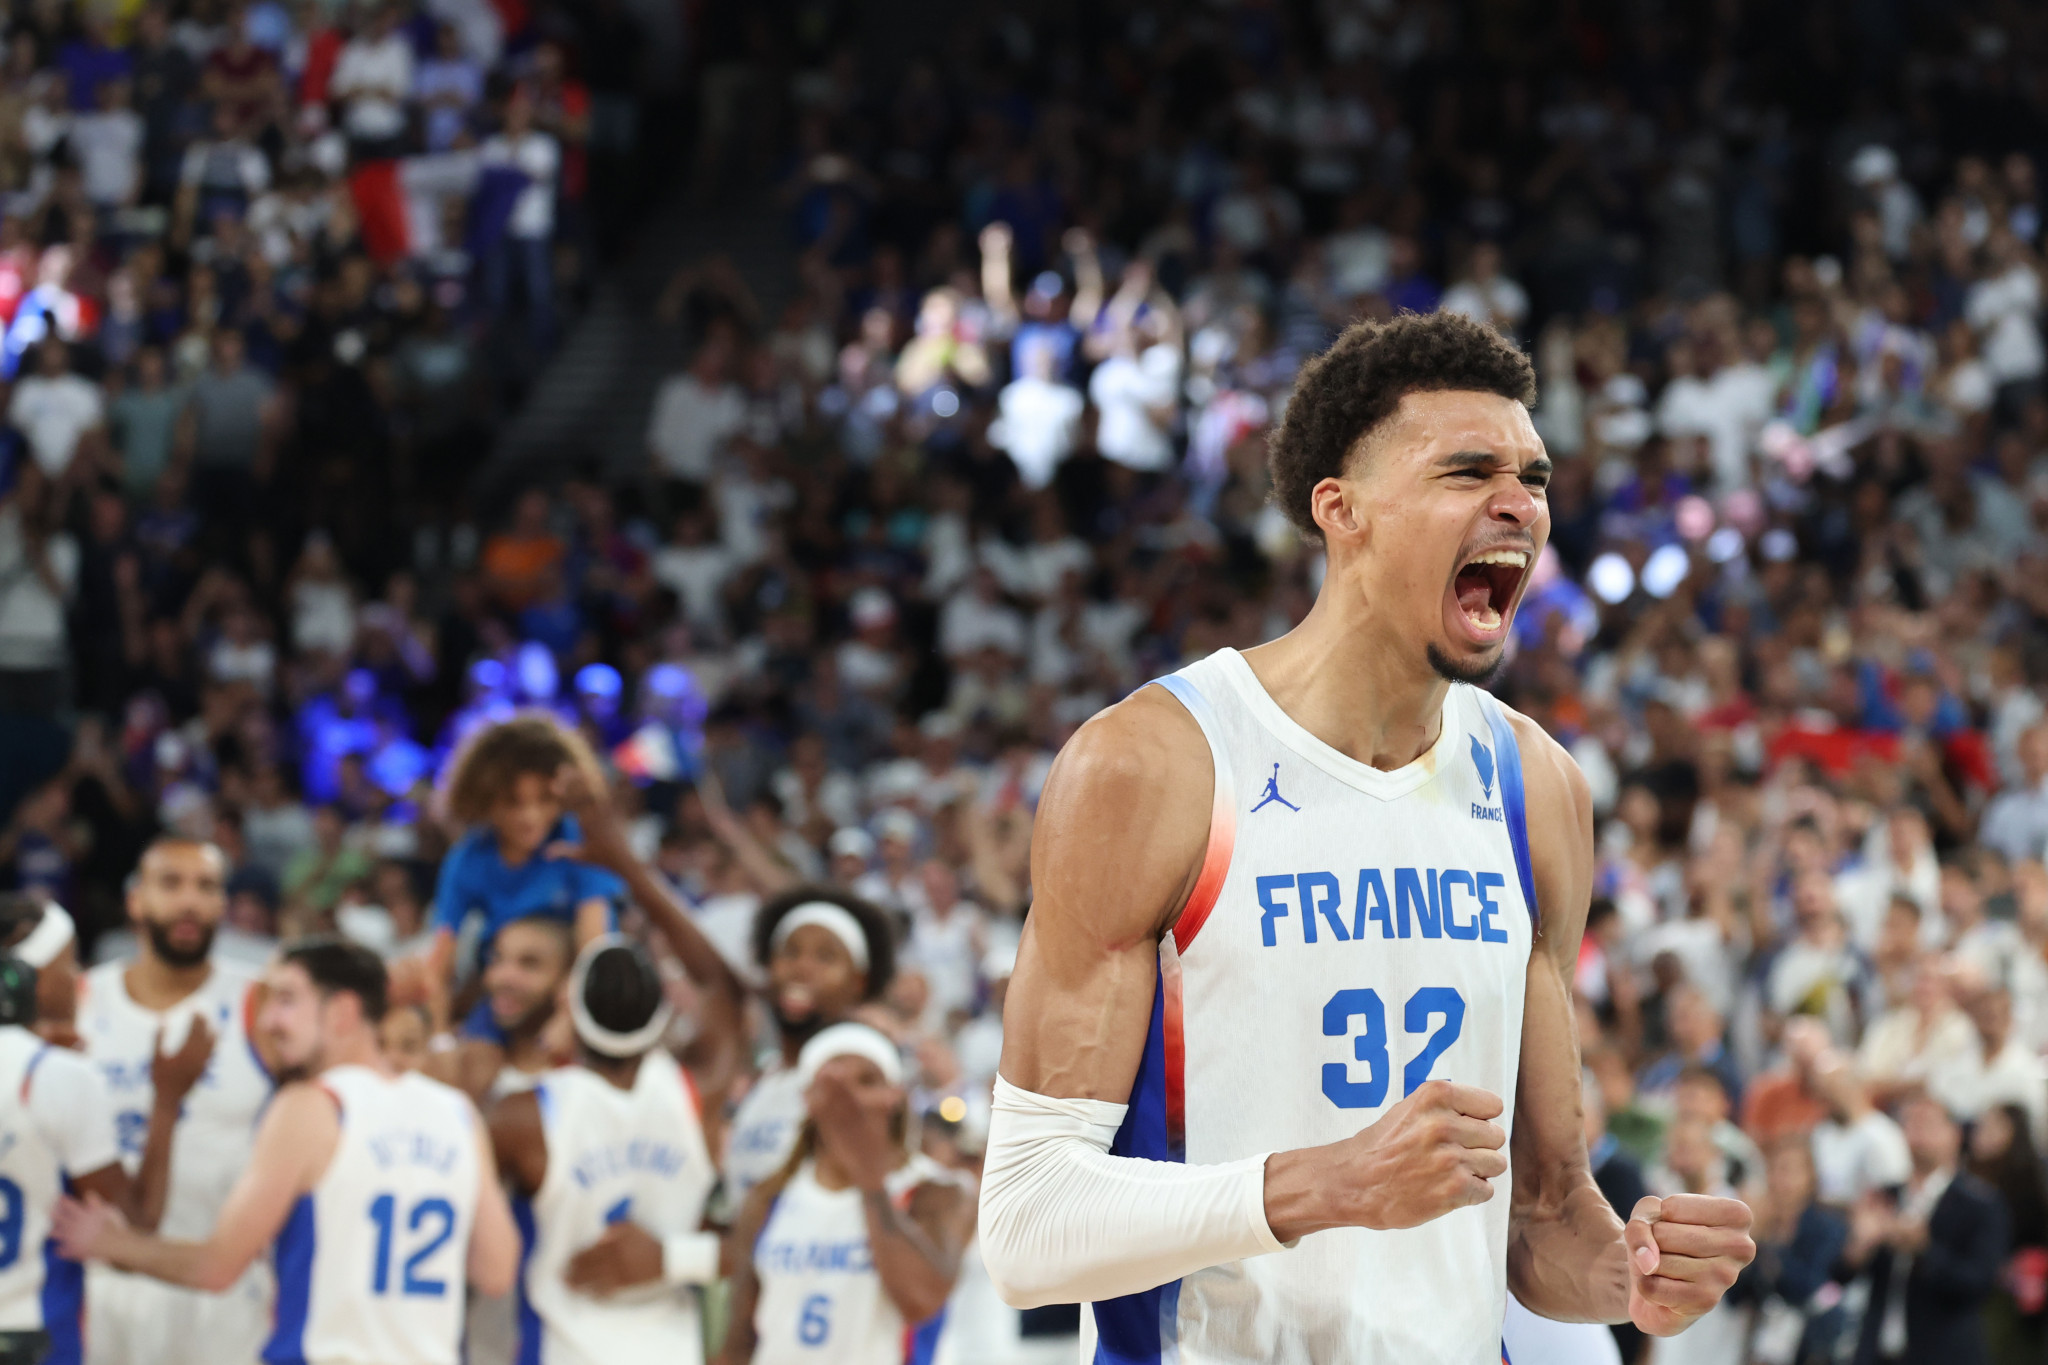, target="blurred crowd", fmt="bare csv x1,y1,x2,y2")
15,0,2048,1361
